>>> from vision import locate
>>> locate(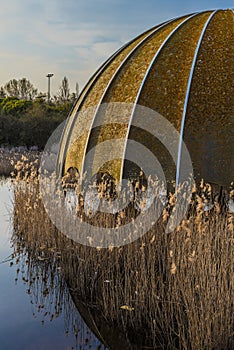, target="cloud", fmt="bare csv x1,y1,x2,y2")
1,0,233,96
0,50,61,90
